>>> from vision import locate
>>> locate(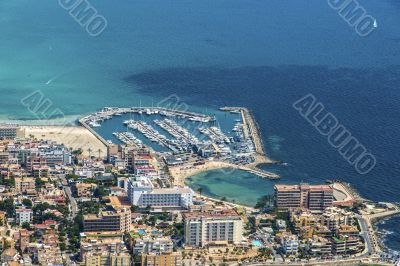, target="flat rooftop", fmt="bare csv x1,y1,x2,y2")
275,184,333,192
151,187,193,195
183,209,240,219
0,124,19,129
